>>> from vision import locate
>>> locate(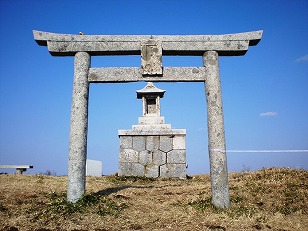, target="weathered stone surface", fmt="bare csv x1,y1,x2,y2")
138,116,165,125
141,40,162,75
173,136,186,149
118,162,144,176
160,136,173,152
132,124,171,131
162,41,249,55
160,164,186,179
86,159,102,177
139,150,153,165
47,41,140,56
145,164,159,178
119,149,138,163
146,136,160,151
203,51,230,208
45,40,251,56
67,52,90,203
152,150,166,166
167,150,186,164
132,136,146,152
118,129,186,136
120,136,133,149
47,40,250,56
34,30,263,45
136,82,166,99
88,67,206,83
34,30,263,56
